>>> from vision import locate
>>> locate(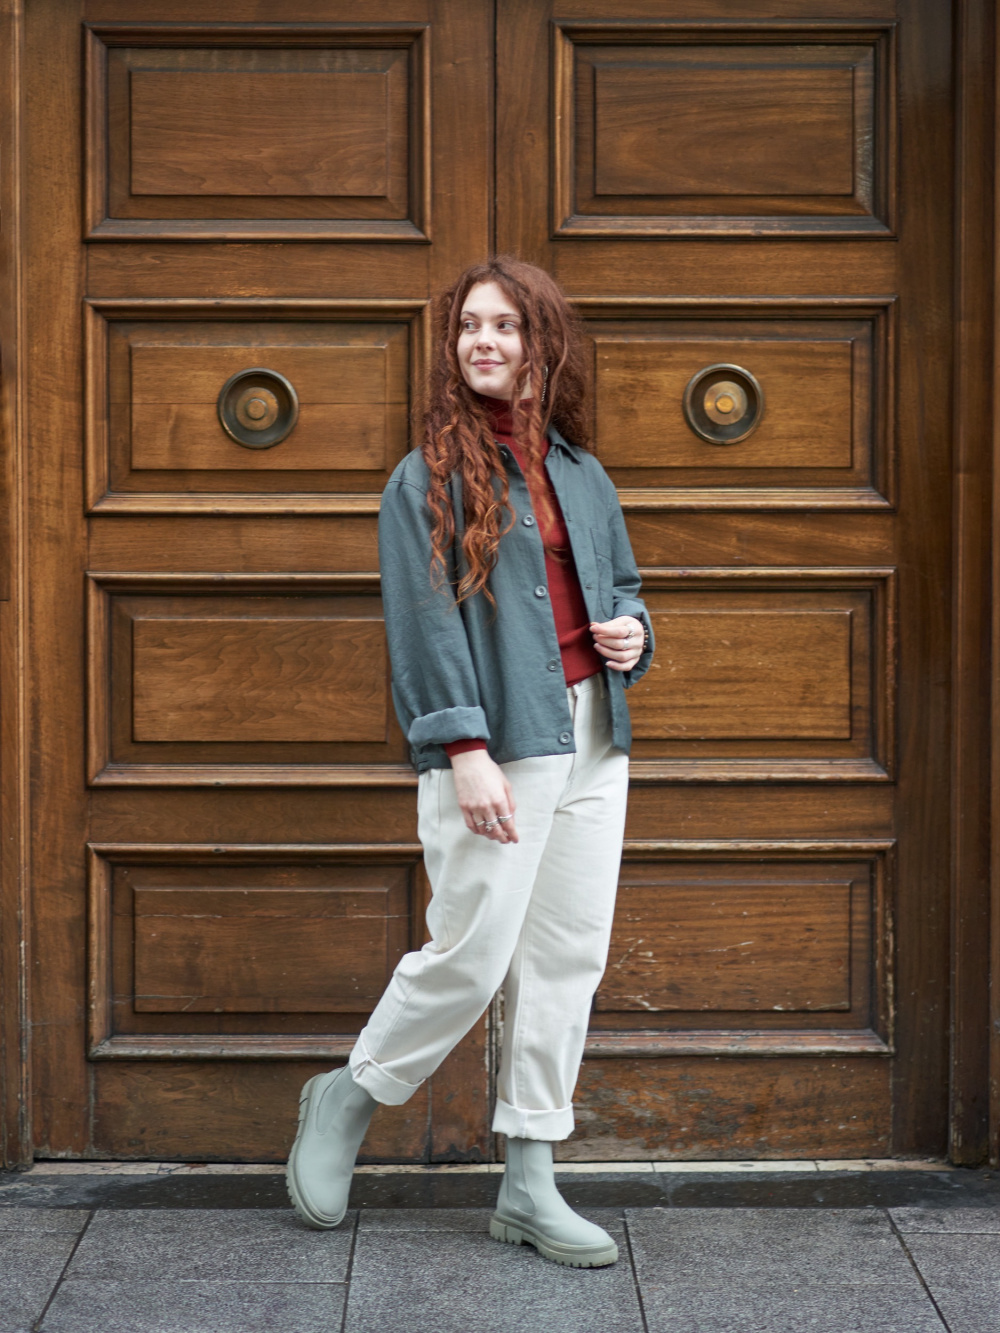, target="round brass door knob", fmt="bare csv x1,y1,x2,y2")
682,363,764,445
217,368,299,449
